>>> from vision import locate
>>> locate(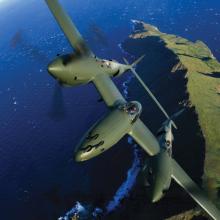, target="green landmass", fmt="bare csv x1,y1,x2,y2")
105,21,219,220
125,21,220,219
131,21,220,203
